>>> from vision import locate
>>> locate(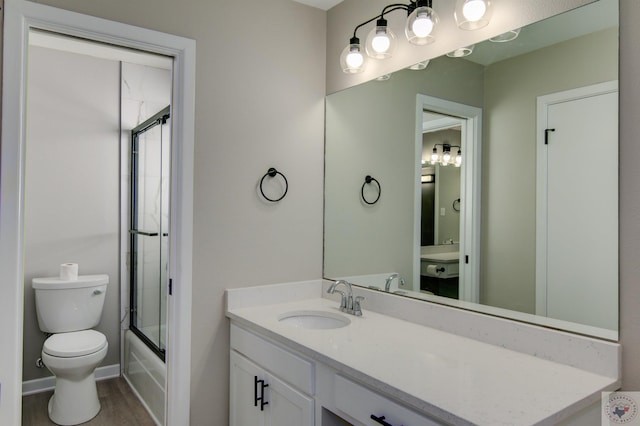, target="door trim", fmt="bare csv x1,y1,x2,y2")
535,80,618,316
0,1,195,424
415,95,482,302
